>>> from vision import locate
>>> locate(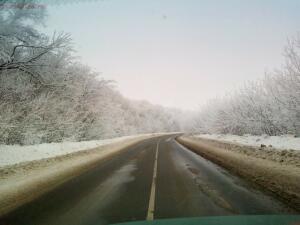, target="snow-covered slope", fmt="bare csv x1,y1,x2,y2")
195,134,300,151
0,134,154,167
